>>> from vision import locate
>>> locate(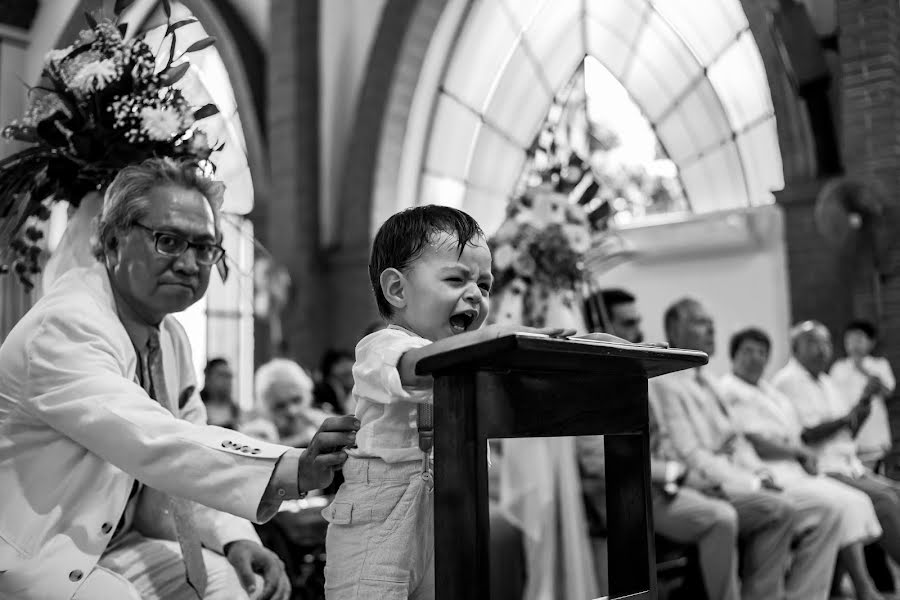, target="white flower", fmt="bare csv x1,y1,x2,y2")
562,224,591,254
44,46,72,65
70,59,118,93
187,129,210,155
140,106,183,141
